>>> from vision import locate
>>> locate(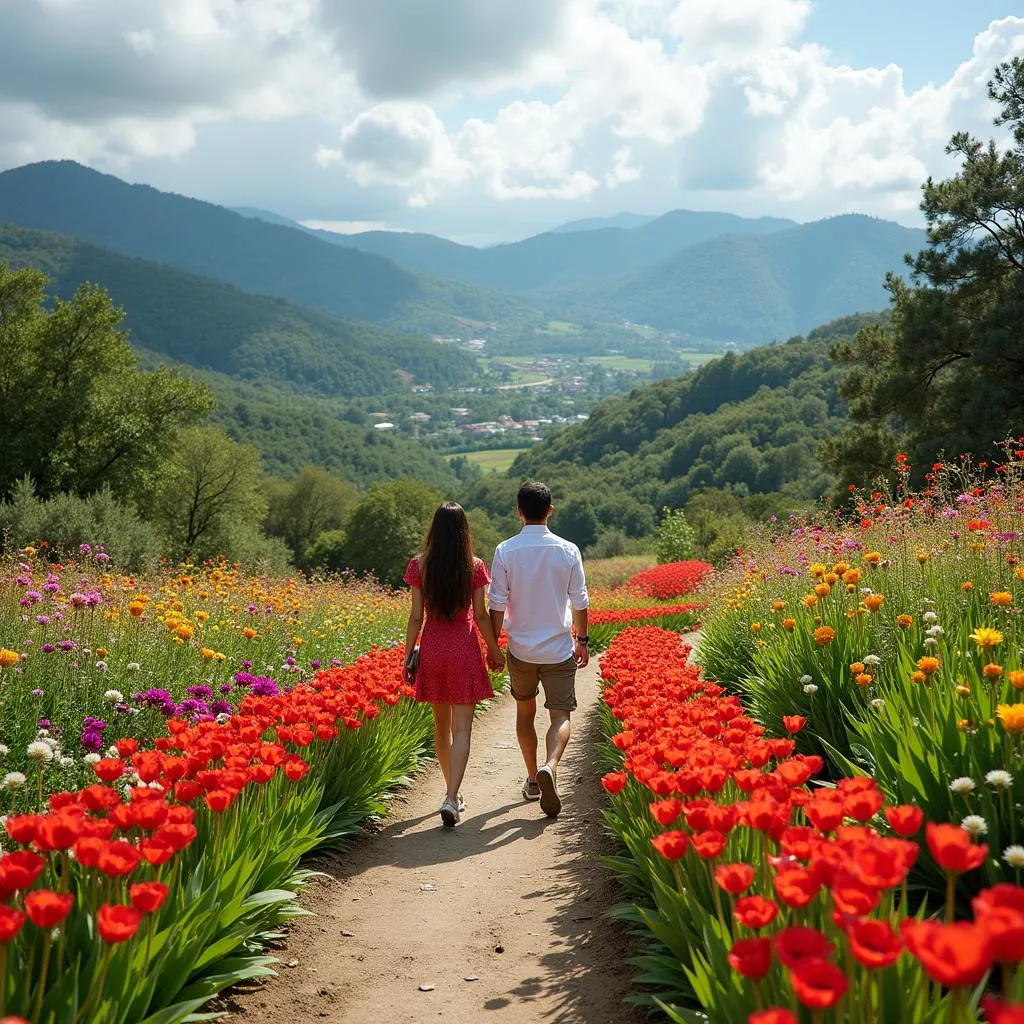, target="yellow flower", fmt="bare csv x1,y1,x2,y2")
896,614,914,629
803,594,819,608
917,656,940,676
1010,671,1024,691
864,552,881,565
997,704,1024,734
1016,566,1024,582
0,649,20,668
199,647,218,660
772,601,785,612
916,551,930,564
175,624,195,641
832,562,850,576
751,622,762,633
813,626,836,646
809,563,826,578
782,618,796,632
955,684,972,697
970,627,1004,649
128,601,146,618
824,572,840,586
195,610,209,623
815,583,831,598
864,594,884,612
983,663,1004,681
991,592,1014,607
842,568,861,585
